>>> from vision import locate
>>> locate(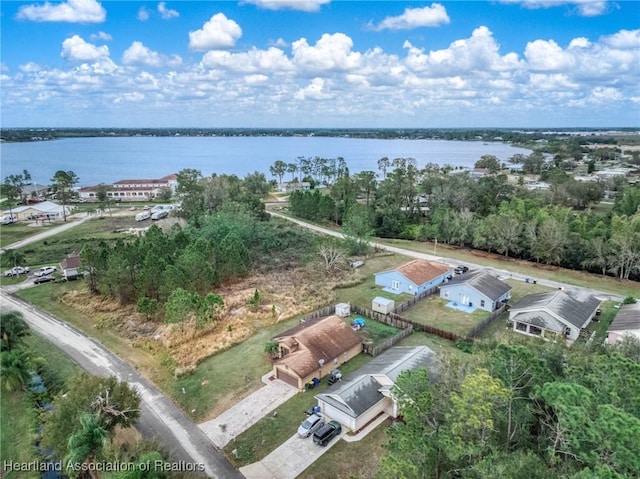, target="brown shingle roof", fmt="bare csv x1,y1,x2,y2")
394,259,451,286
61,252,81,270
273,315,362,379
